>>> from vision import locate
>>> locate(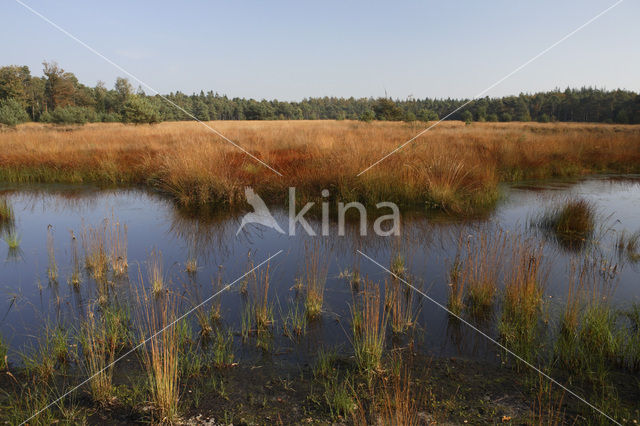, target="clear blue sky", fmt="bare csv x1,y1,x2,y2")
2,0,638,100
